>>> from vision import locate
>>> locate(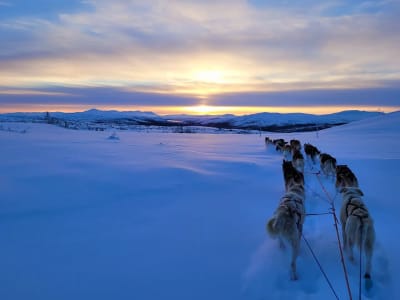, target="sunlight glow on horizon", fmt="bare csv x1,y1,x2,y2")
1,104,398,116
1,1,399,111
